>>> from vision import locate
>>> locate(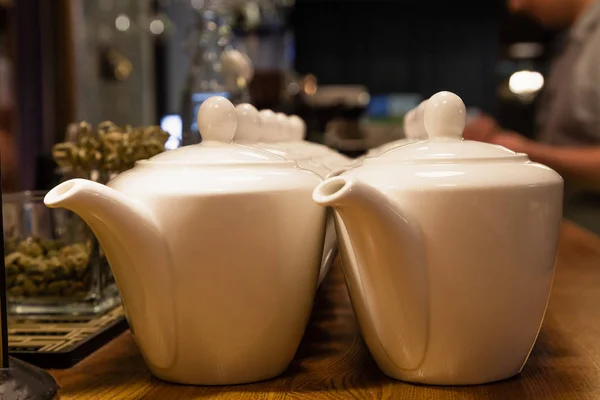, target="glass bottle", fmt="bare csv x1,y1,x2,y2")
180,2,250,146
